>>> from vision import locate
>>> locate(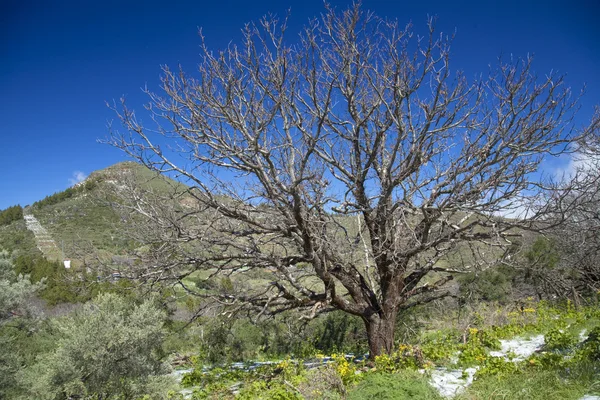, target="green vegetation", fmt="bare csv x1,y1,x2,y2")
12,254,93,304
19,292,174,400
348,371,442,400
0,251,44,398
5,0,600,395
28,162,183,261
172,300,600,399
32,179,98,209
0,218,38,256
0,205,23,226
457,369,592,400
